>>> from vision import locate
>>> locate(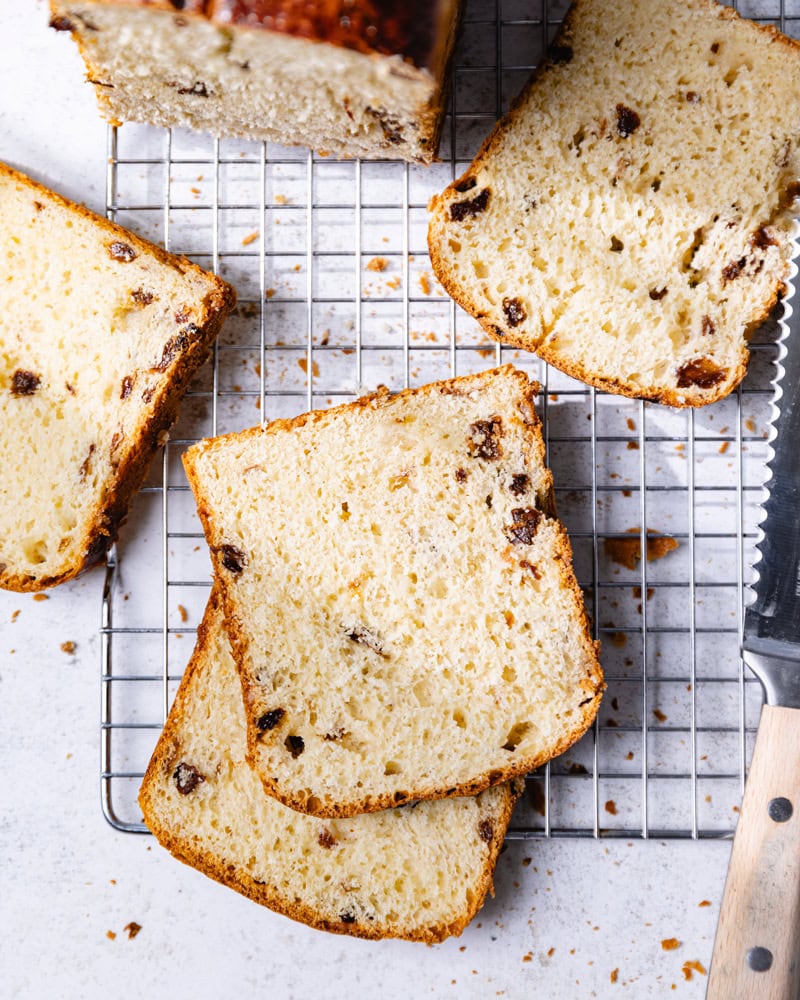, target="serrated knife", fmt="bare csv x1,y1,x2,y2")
708,301,800,999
